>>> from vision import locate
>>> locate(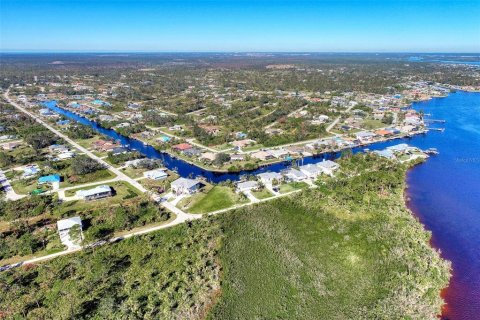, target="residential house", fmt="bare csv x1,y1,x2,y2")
375,129,393,137
374,149,396,159
200,152,217,162
236,180,259,193
143,169,168,180
231,139,255,149
99,115,115,122
22,165,39,178
230,154,246,161
171,178,201,195
49,144,69,154
299,164,323,179
38,174,61,185
199,125,221,136
57,120,70,126
111,147,129,155
251,150,274,161
183,148,202,157
316,160,340,176
54,152,75,161
169,125,183,131
172,143,193,152
355,131,377,142
92,140,120,152
268,148,289,159
257,172,283,185
283,168,307,182
76,185,113,201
